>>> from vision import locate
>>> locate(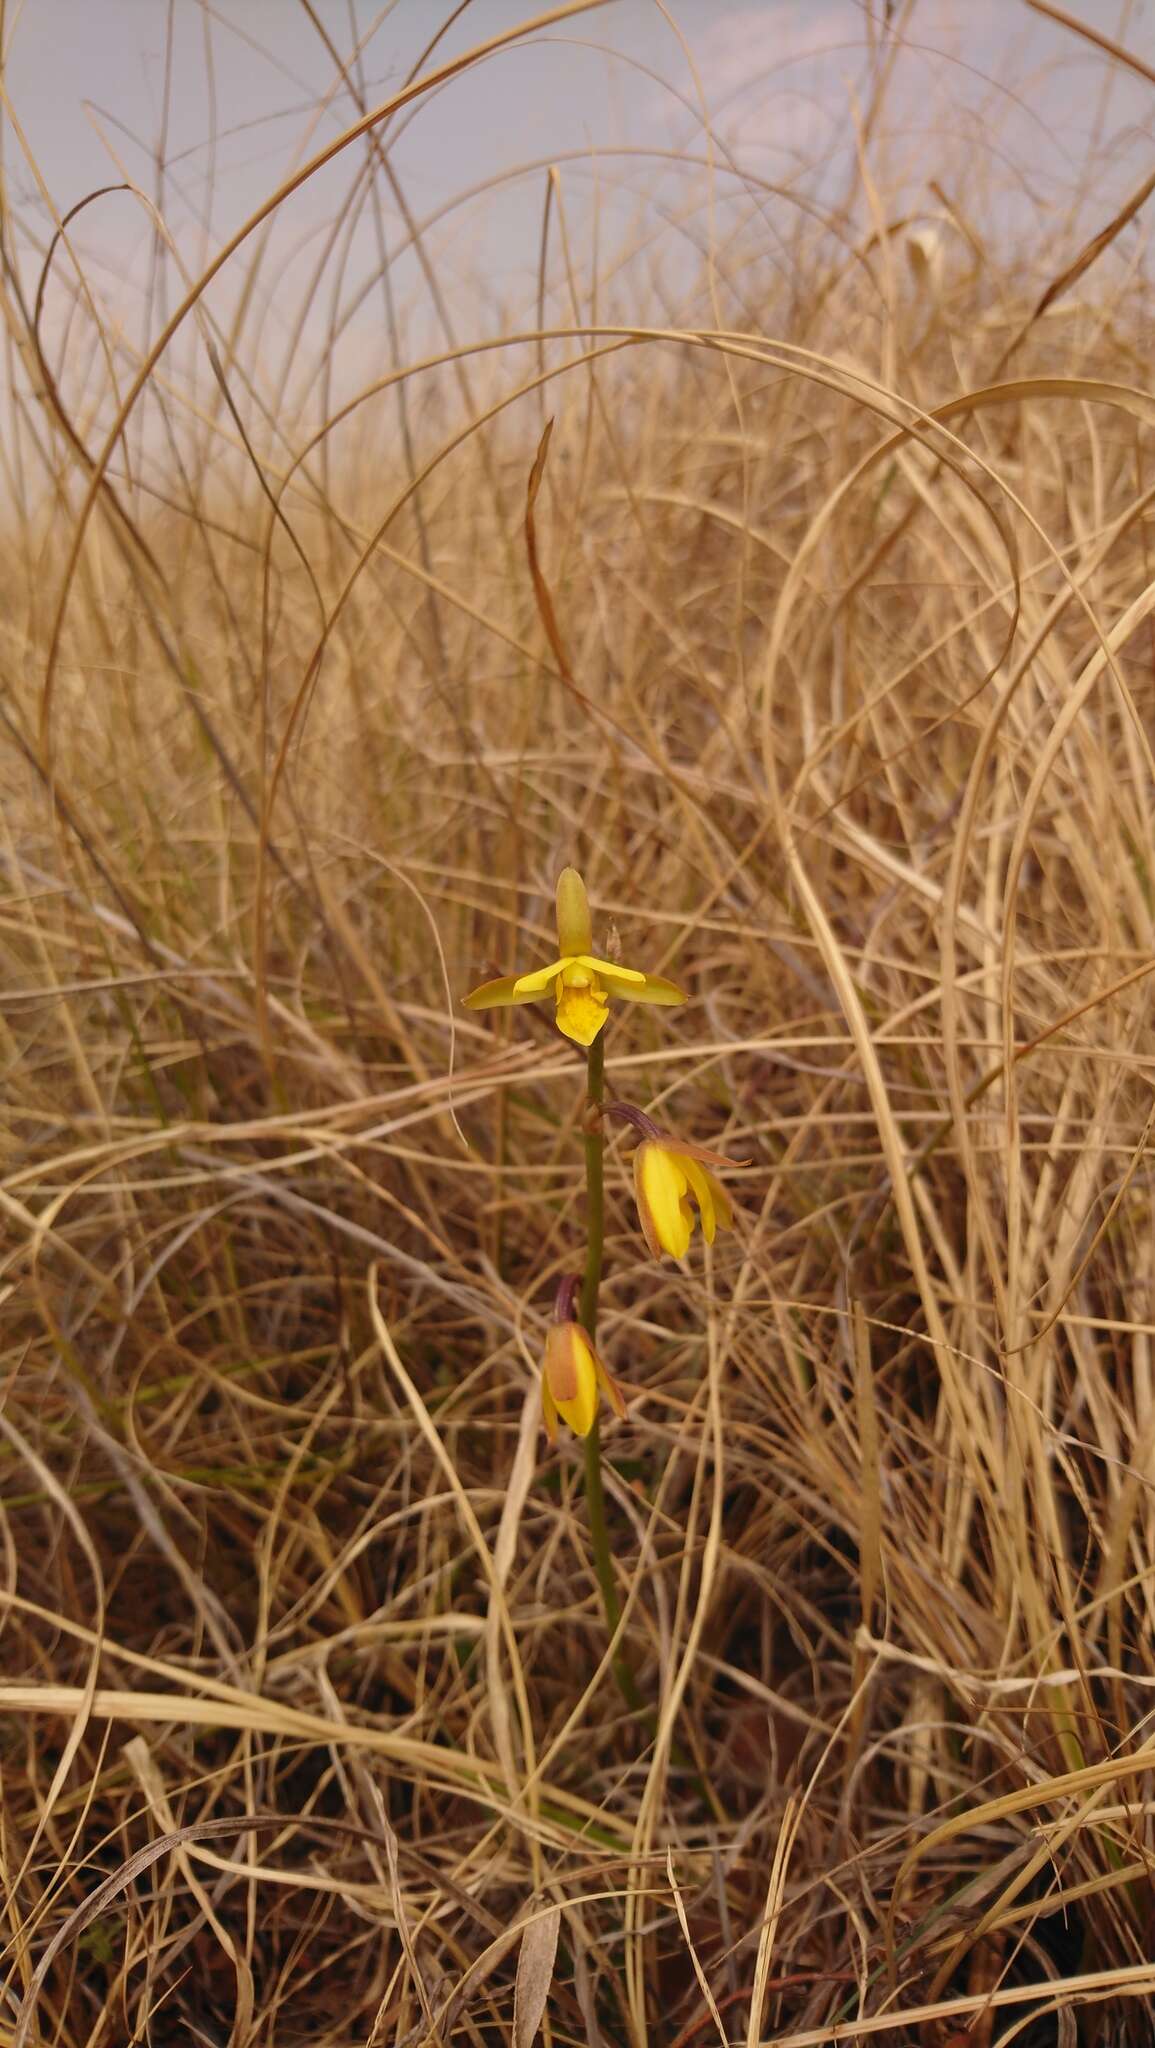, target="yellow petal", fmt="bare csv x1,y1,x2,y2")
706,1167,733,1232
635,1141,692,1260
595,1354,629,1421
510,957,569,997
556,869,593,956
555,981,609,1046
681,1154,718,1243
463,974,542,1011
605,971,687,1006
575,955,646,986
558,1375,598,1436
632,1145,663,1258
541,1375,559,1443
